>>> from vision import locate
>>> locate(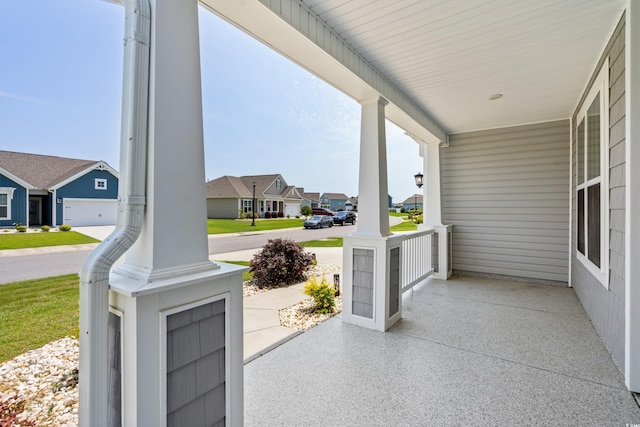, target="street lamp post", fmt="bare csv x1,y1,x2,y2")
251,181,256,226
414,172,423,212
